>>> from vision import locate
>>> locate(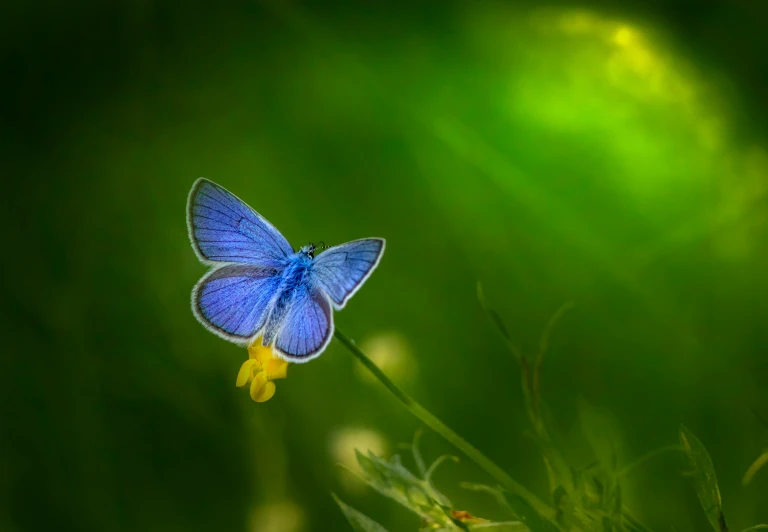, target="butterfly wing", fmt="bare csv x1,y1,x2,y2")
312,238,385,309
192,264,281,344
187,178,294,266
272,285,334,363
